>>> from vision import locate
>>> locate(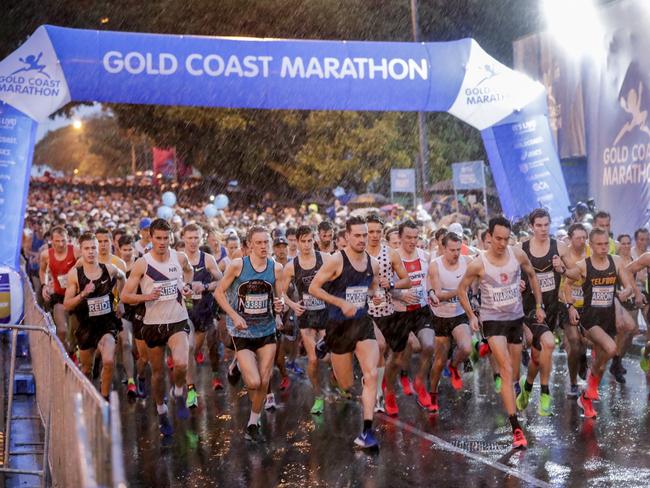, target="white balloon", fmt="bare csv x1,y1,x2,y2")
204,204,219,218
157,205,174,220
214,194,229,210
162,191,177,207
